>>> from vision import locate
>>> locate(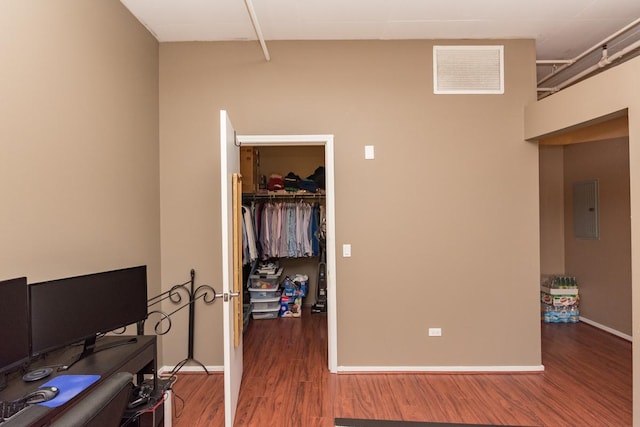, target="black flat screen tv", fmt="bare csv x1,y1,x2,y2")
0,277,30,376
29,265,148,358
